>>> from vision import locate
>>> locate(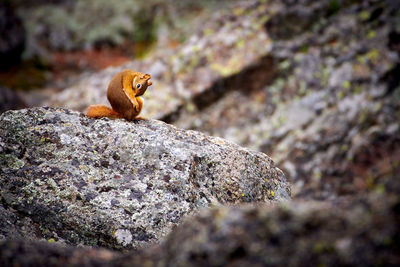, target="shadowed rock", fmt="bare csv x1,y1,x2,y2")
1,190,399,266
0,86,26,114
